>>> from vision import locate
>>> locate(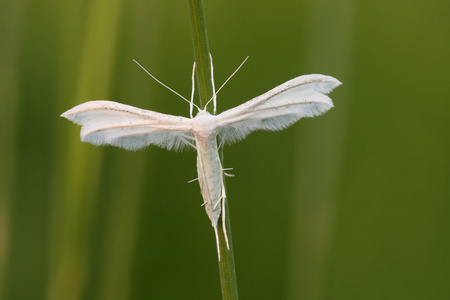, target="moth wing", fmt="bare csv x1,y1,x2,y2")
61,100,194,151
215,74,341,144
